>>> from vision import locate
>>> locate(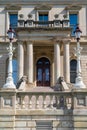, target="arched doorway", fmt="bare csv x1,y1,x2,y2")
36,57,50,86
